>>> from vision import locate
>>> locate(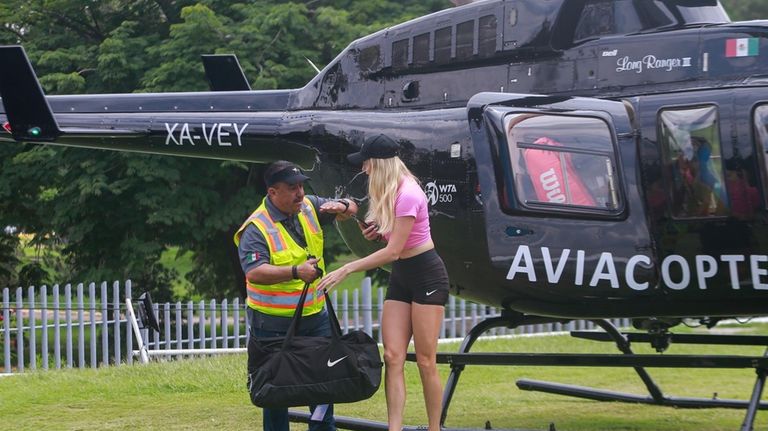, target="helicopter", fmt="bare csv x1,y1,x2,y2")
1,0,767,429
